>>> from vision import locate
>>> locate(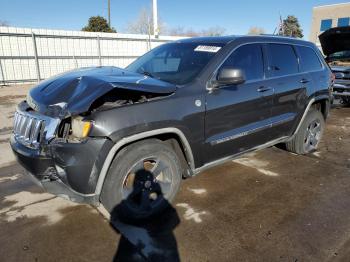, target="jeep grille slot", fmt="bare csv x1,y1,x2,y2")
13,112,44,148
